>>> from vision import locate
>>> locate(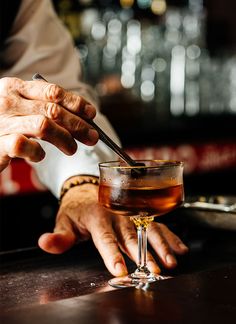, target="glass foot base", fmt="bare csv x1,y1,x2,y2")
108,274,172,289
